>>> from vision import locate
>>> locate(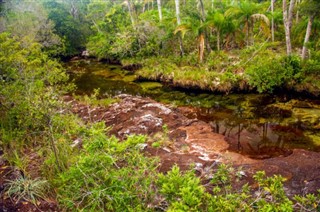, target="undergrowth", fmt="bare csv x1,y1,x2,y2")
51,122,320,211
